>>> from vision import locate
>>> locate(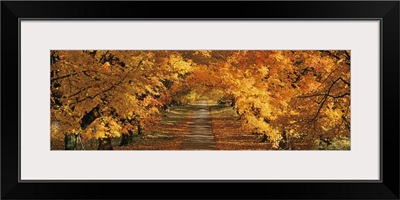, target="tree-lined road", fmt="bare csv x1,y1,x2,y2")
180,100,216,150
